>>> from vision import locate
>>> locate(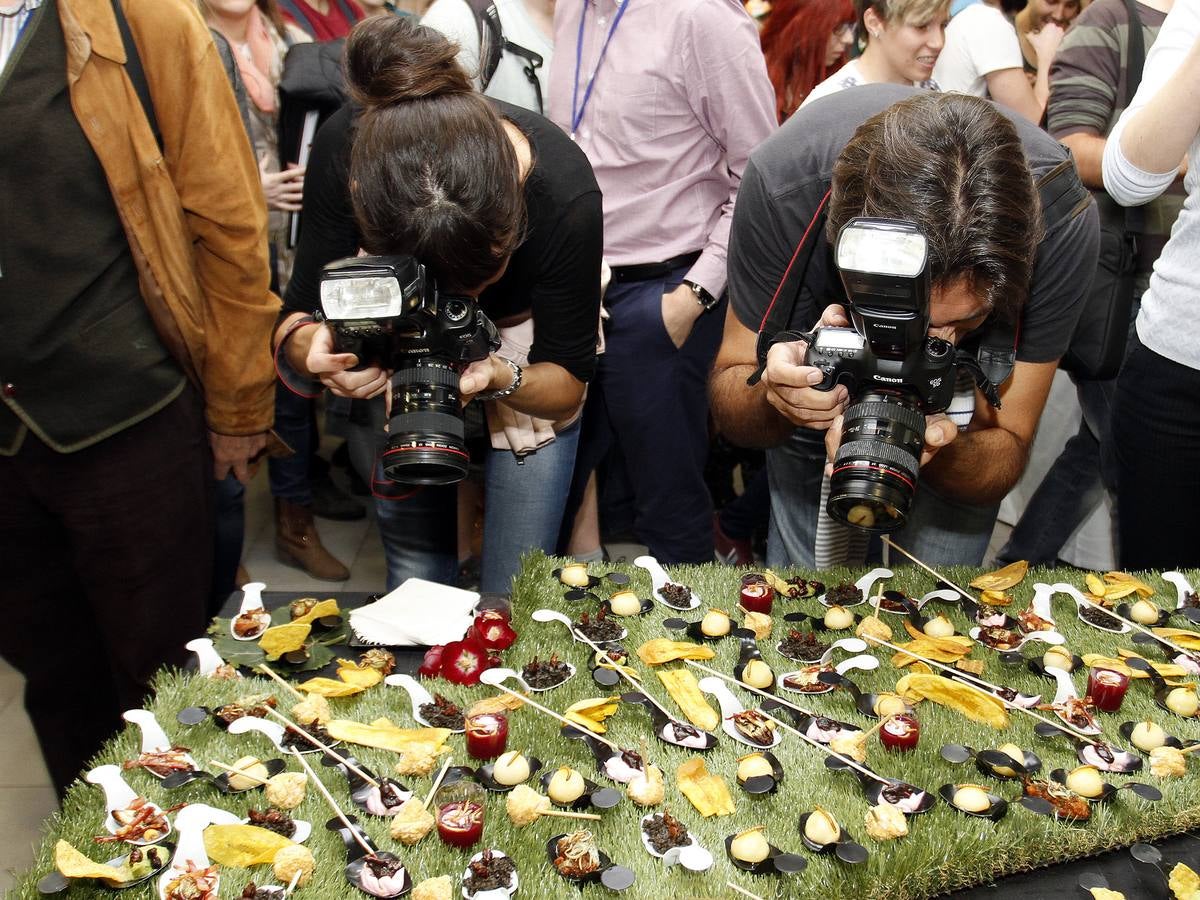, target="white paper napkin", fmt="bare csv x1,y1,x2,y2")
349,578,479,647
